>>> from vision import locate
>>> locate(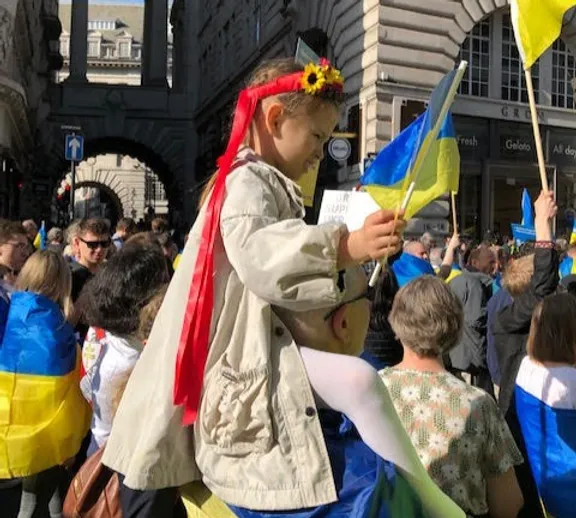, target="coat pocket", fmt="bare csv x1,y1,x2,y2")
201,364,273,456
